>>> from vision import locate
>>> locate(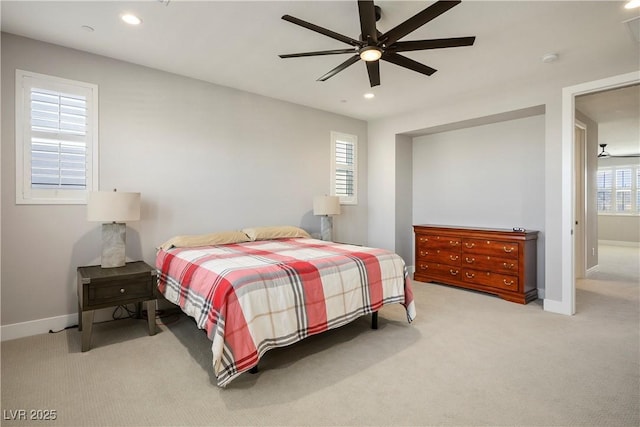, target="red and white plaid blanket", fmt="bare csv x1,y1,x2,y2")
156,238,415,387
